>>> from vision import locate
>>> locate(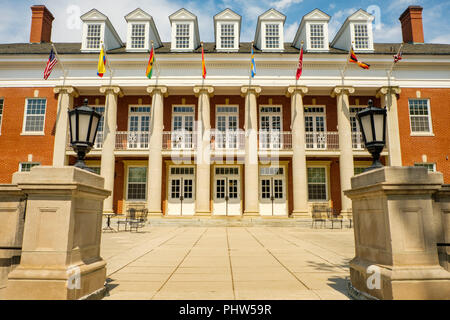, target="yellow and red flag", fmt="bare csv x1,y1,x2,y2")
349,47,370,70
201,43,206,79
146,45,155,79
97,45,106,77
